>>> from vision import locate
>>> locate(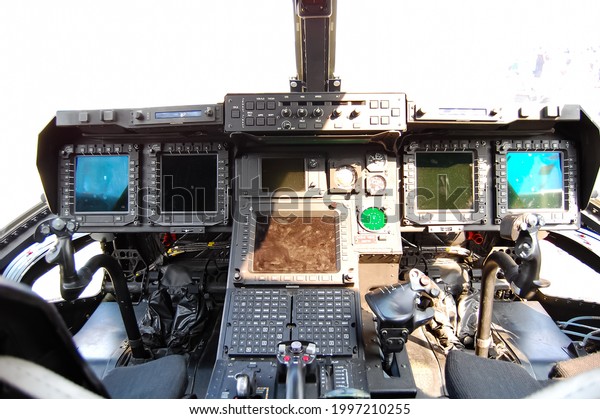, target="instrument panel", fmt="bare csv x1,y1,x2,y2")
54,136,579,233
47,95,581,233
